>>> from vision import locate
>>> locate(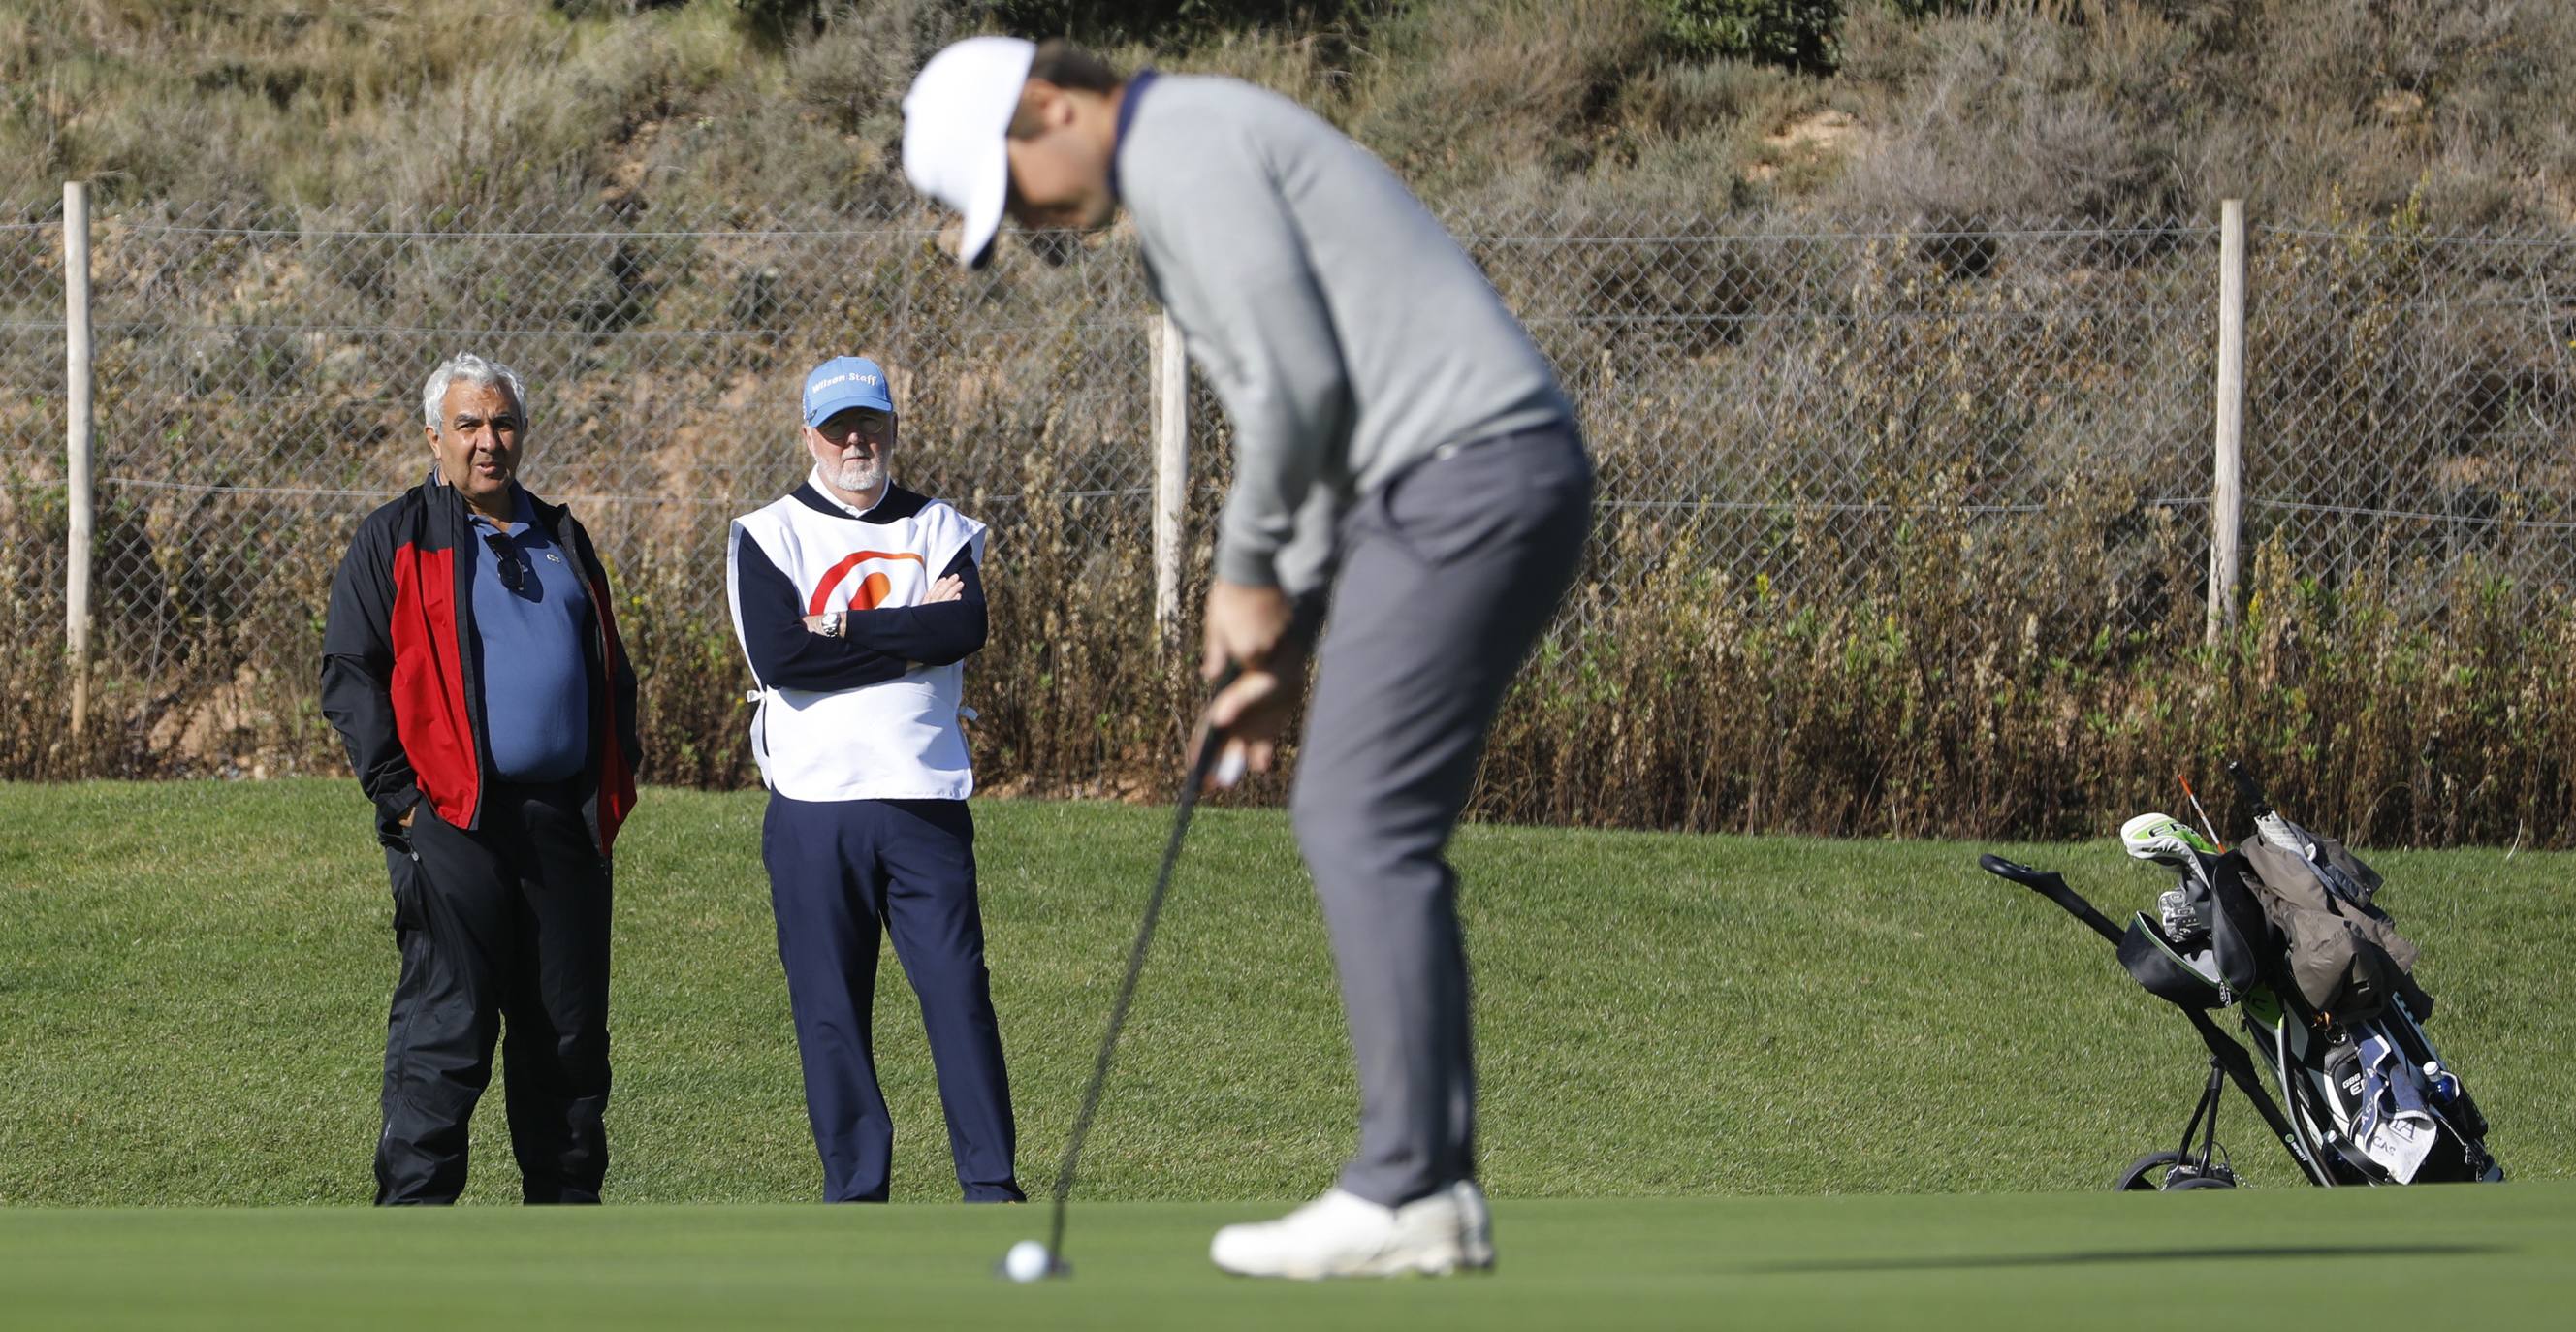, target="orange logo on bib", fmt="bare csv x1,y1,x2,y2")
808,550,924,616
